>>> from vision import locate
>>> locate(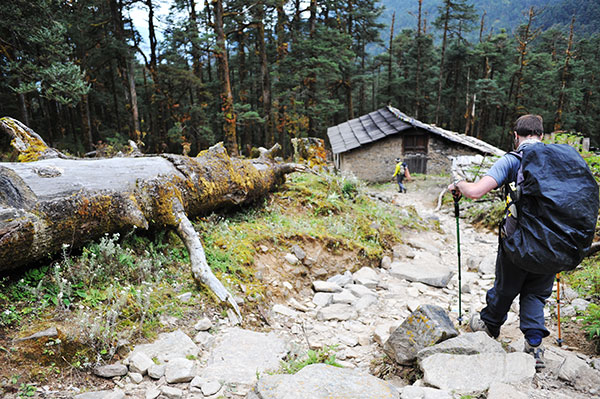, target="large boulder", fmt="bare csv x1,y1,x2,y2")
248,364,399,399
383,305,458,365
